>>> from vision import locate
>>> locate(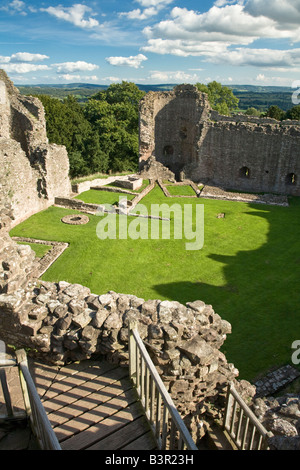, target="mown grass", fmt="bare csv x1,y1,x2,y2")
17,242,52,258
75,189,136,205
166,184,197,197
10,184,300,381
71,172,135,185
